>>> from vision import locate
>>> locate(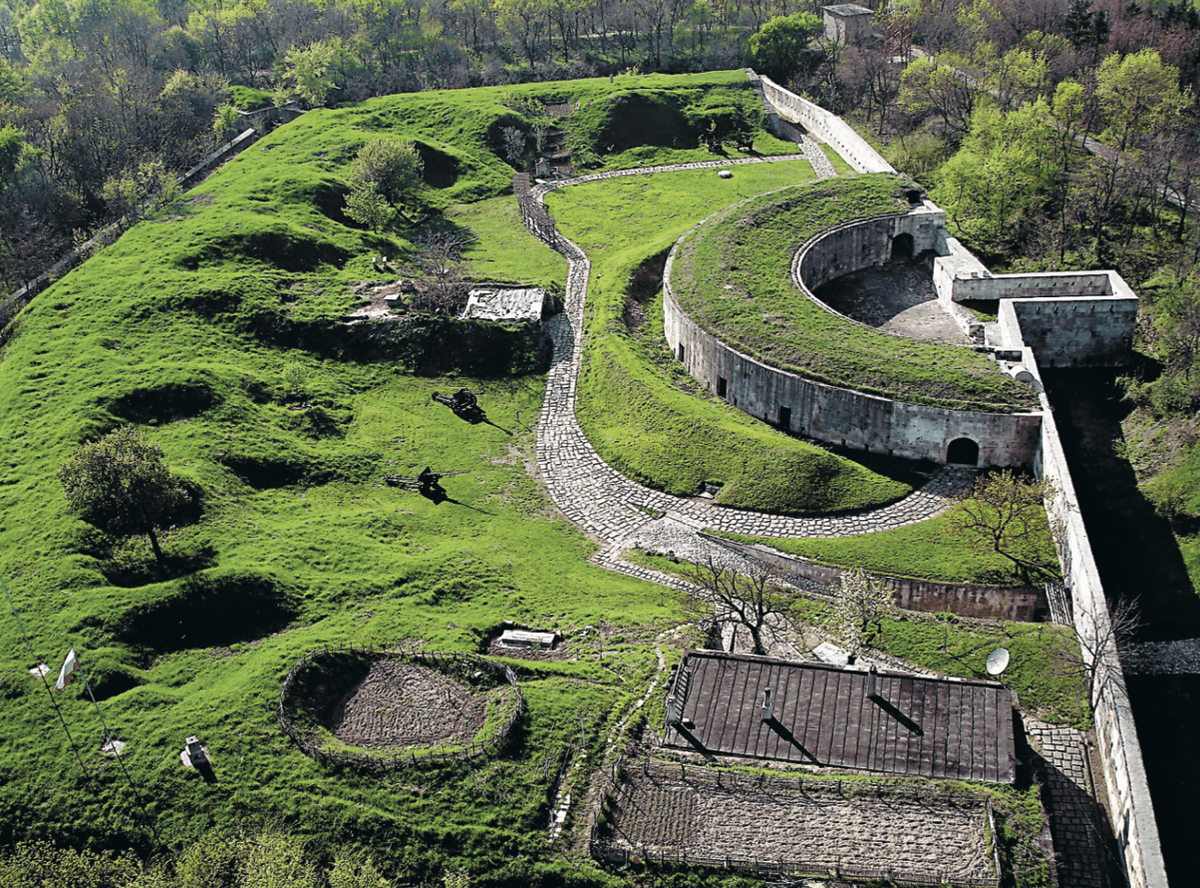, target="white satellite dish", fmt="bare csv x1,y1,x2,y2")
986,647,1011,676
